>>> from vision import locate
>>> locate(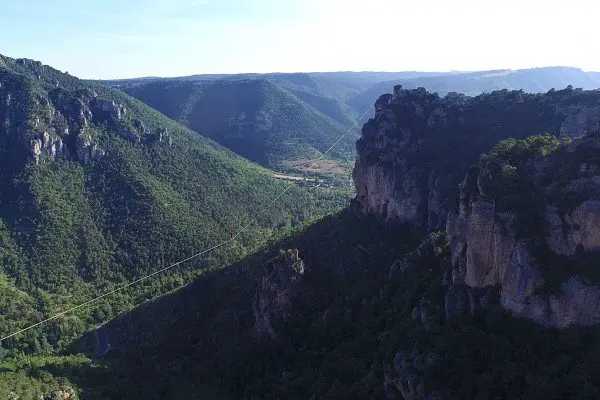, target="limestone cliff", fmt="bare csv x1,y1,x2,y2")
447,136,600,327
353,85,600,231
356,86,600,329
352,87,454,231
